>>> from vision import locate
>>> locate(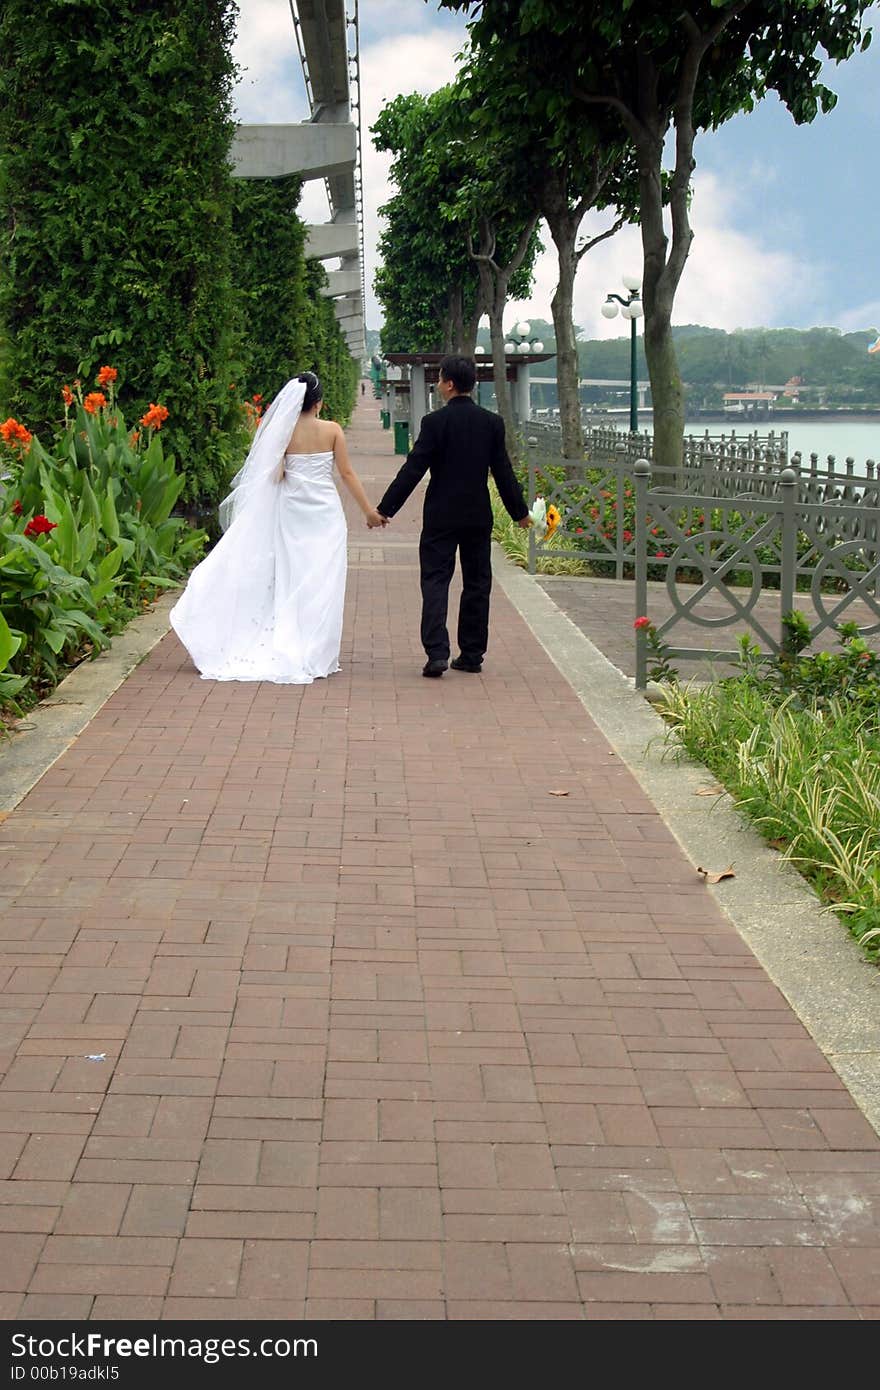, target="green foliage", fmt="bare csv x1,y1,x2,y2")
0,383,205,711
440,0,874,471
657,625,880,960
231,176,357,426
0,0,243,509
574,325,880,406
372,86,540,355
